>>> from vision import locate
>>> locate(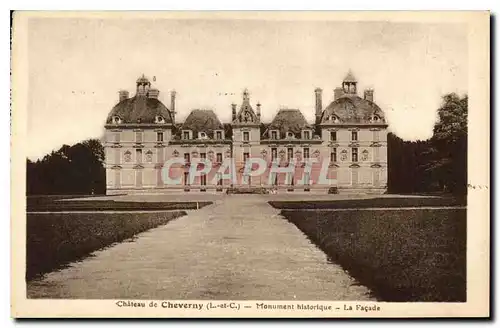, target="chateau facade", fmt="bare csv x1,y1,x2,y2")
104,72,388,194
